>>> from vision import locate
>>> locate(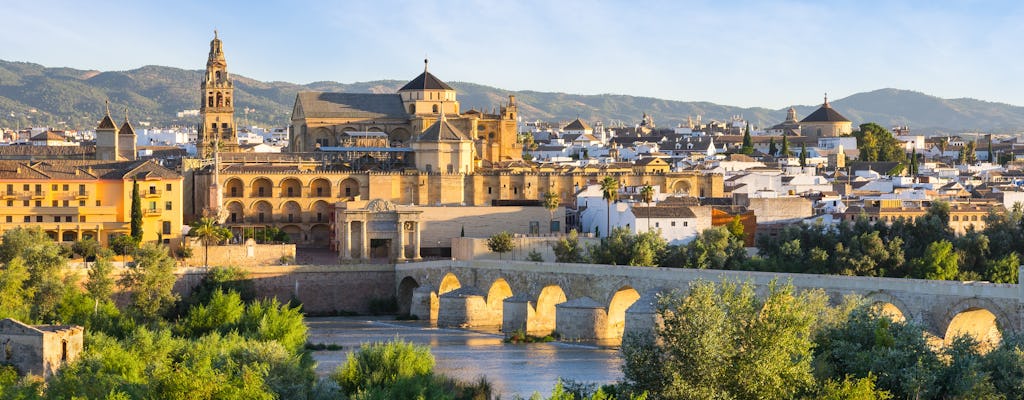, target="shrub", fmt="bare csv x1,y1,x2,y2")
332,340,435,394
